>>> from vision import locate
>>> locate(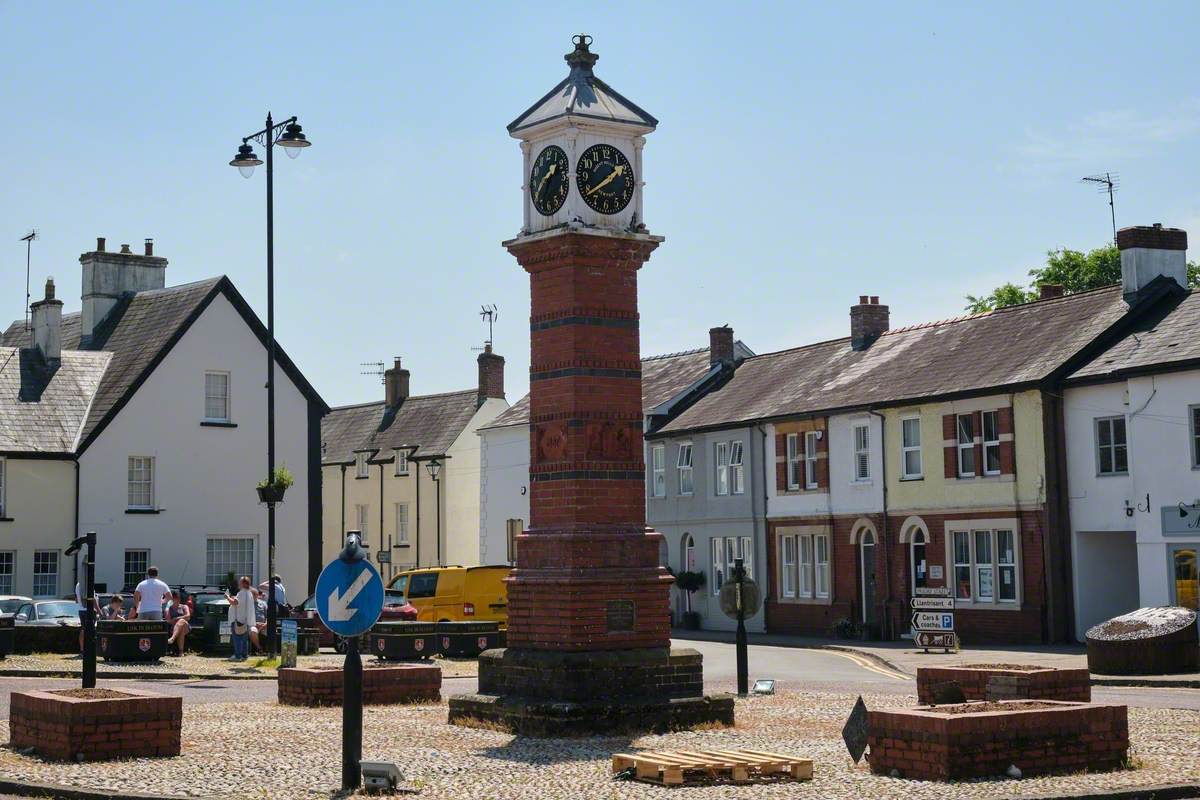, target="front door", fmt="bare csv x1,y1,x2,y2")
1172,546,1199,611
860,533,877,626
